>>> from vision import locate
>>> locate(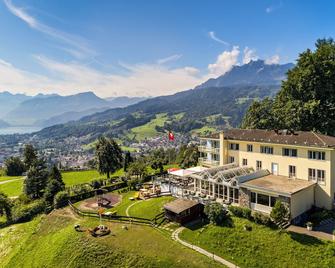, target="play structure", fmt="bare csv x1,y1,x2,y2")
74,224,111,237
138,182,161,199
96,189,111,207
78,192,121,211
